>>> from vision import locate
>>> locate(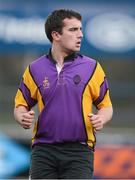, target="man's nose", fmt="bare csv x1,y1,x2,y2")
78,30,83,38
